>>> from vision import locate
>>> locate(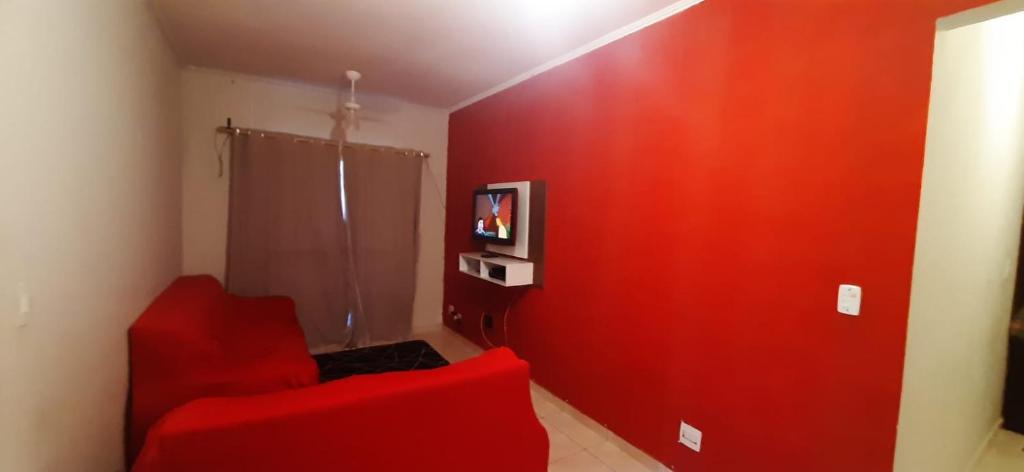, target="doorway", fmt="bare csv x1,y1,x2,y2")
895,2,1024,471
